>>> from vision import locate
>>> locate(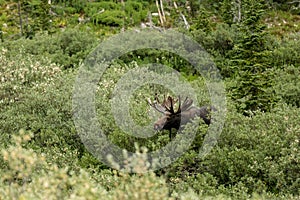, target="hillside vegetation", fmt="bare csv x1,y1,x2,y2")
0,0,299,199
